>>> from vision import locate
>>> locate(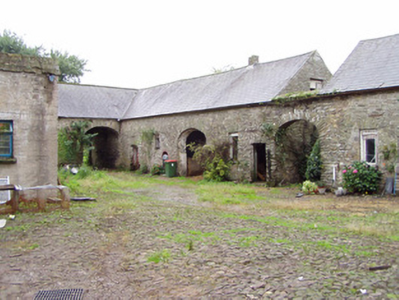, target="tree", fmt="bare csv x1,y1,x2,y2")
50,50,88,83
58,121,97,166
0,30,88,83
0,30,44,56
